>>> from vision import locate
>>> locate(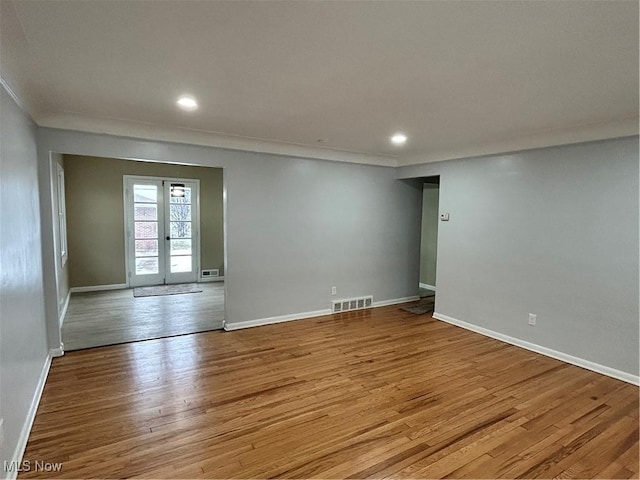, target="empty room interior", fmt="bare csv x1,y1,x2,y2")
0,1,638,479
59,154,226,350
